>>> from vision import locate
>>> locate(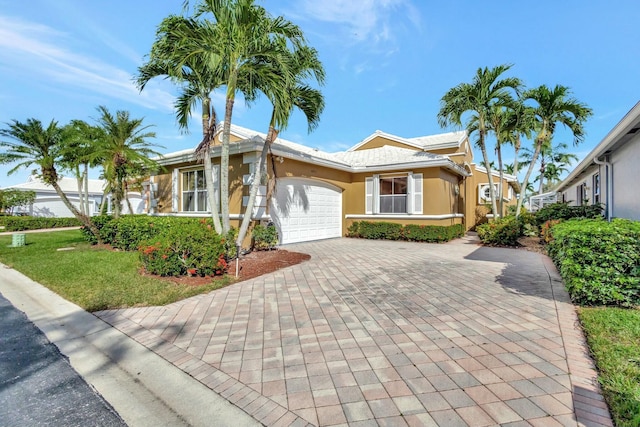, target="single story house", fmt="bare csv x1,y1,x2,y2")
150,124,517,245
555,101,640,221
3,175,144,217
